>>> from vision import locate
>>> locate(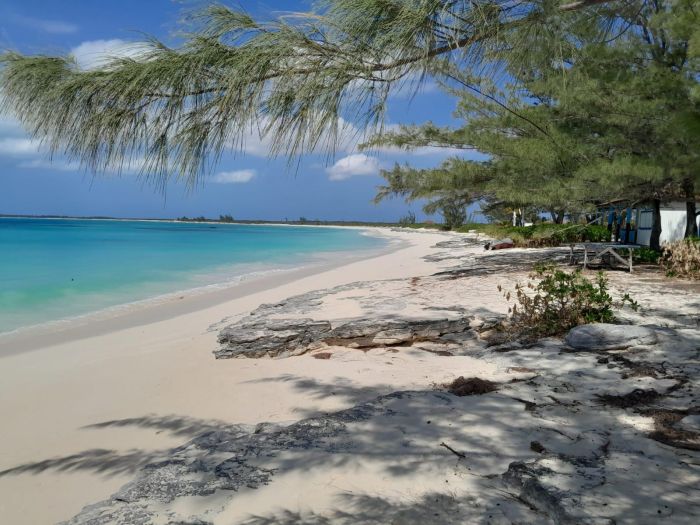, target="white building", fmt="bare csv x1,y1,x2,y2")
636,201,699,246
